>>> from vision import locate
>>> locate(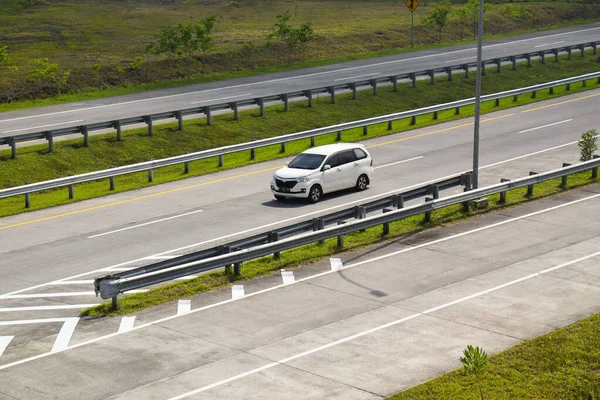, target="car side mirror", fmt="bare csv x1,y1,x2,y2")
323,165,331,171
